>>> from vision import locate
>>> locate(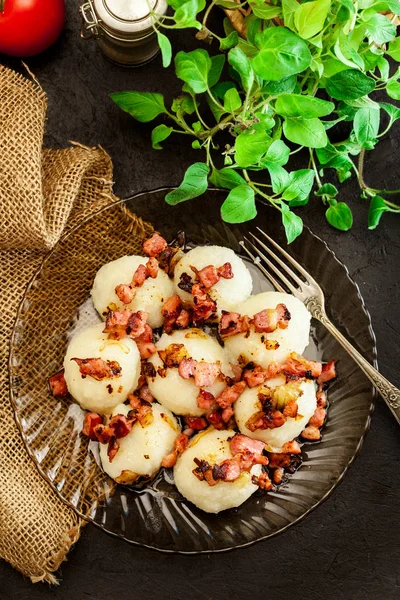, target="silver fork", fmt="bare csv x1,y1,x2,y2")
240,227,400,424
